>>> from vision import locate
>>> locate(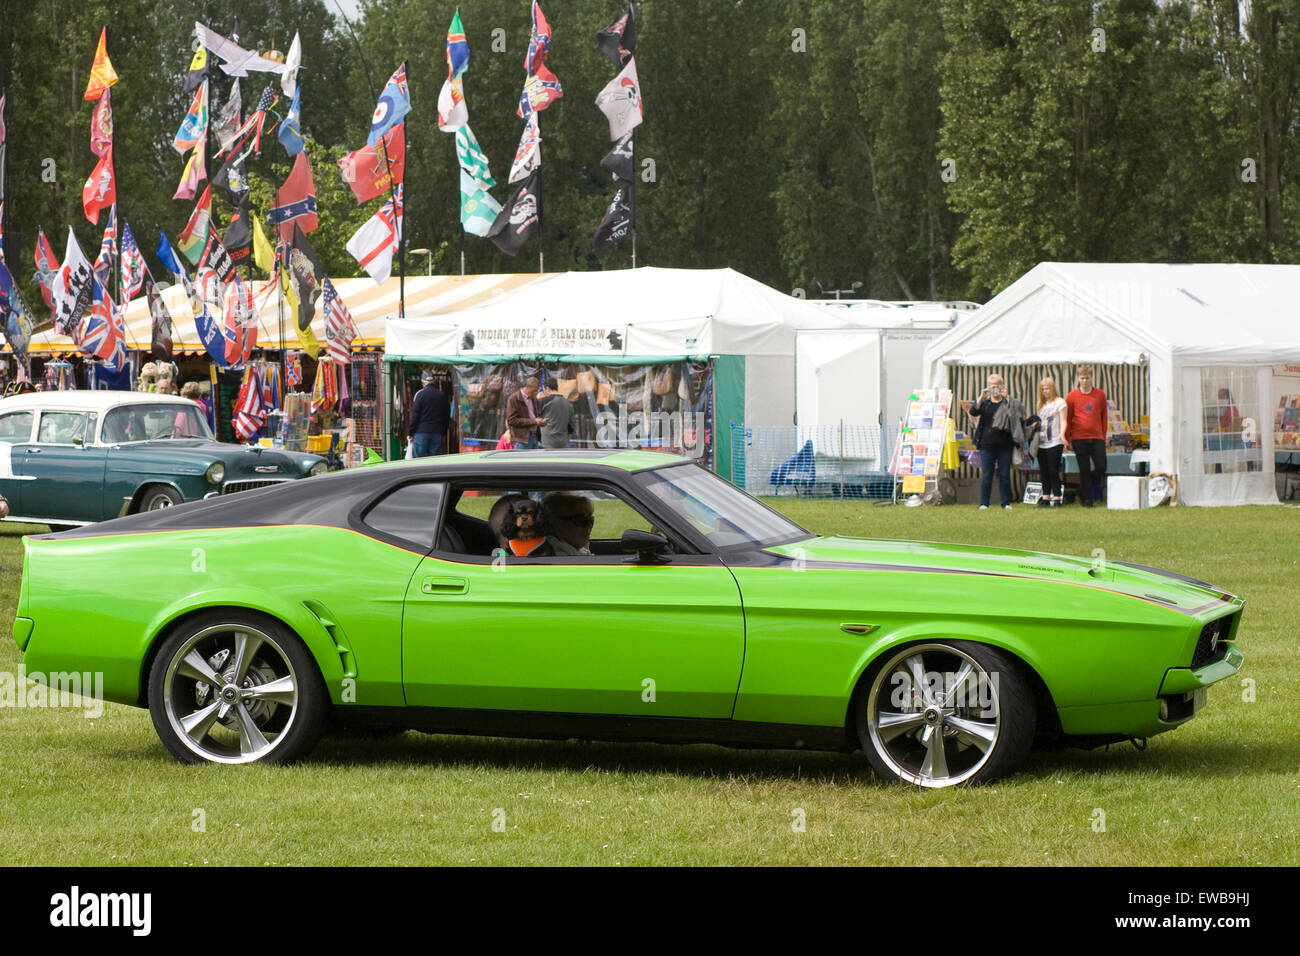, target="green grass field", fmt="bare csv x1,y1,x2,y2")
1,501,1297,866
